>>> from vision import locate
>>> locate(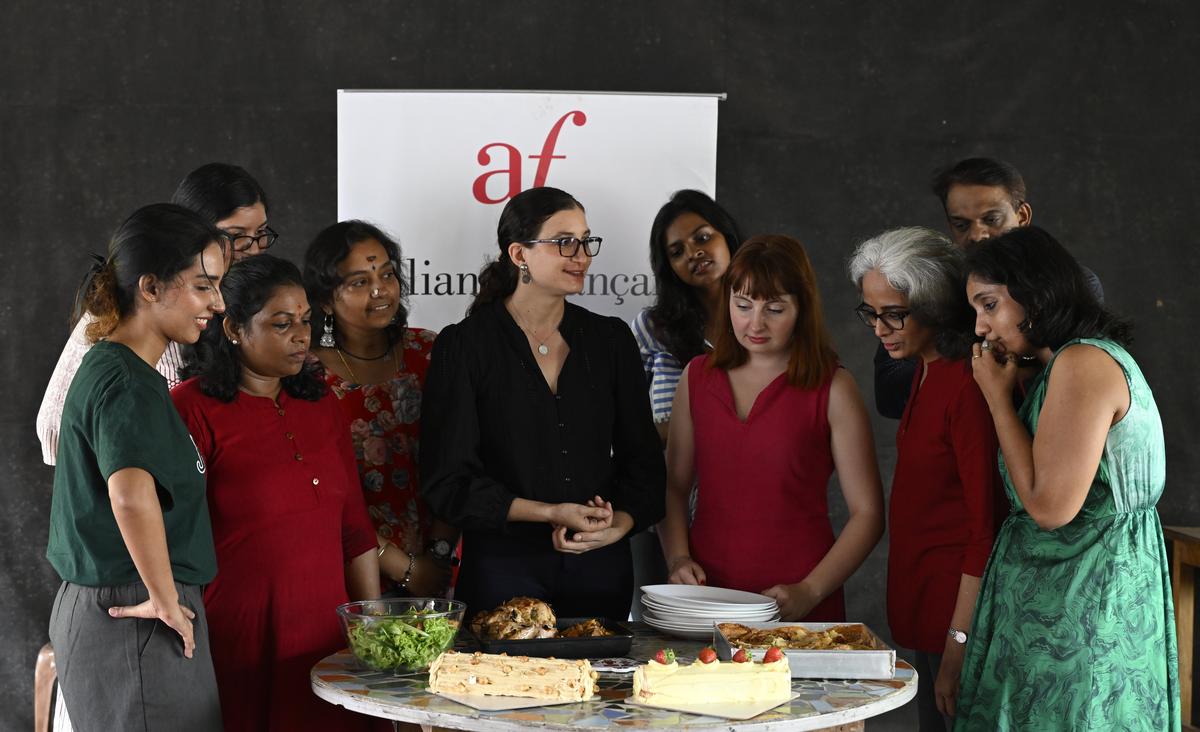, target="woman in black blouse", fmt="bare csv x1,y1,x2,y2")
420,187,665,620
